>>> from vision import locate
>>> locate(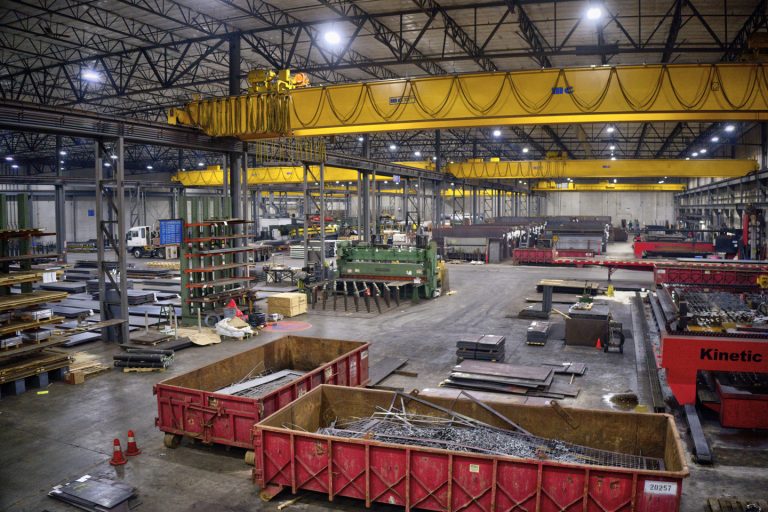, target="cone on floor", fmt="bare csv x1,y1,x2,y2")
595,338,603,350
126,430,141,456
109,438,127,466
